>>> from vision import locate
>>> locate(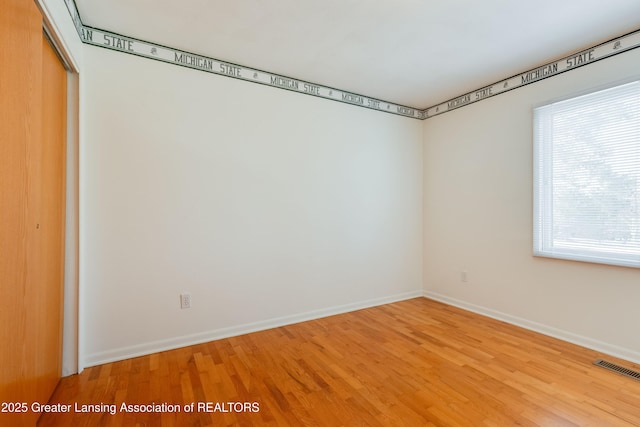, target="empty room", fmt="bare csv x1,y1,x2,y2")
2,0,640,425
